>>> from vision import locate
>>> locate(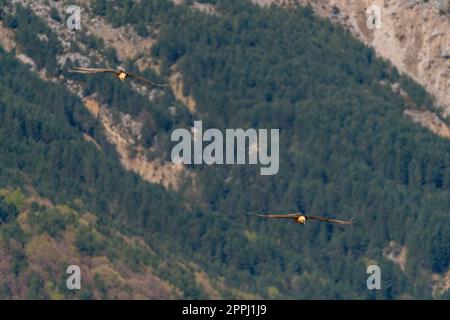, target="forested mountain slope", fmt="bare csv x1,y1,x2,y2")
254,0,450,114
0,0,449,299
